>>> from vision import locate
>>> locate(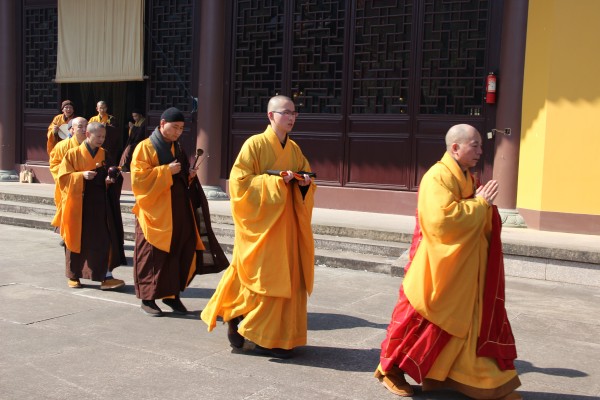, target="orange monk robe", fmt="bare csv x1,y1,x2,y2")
201,125,316,350
402,152,519,392
56,143,106,253
49,135,81,228
47,114,74,155
89,114,114,125
131,139,204,253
